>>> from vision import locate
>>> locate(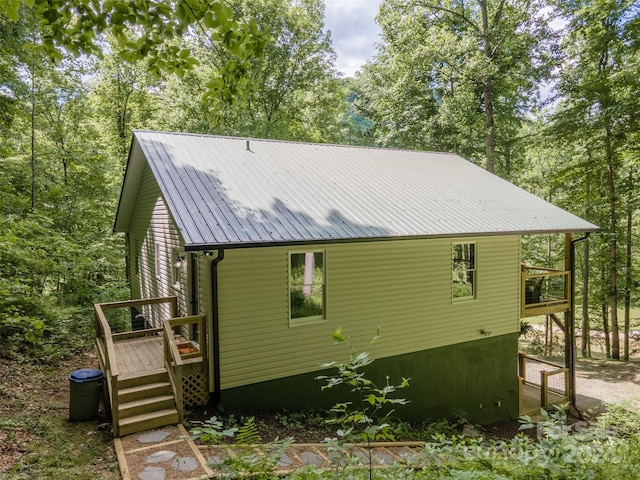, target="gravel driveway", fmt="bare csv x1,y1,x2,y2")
575,358,640,413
